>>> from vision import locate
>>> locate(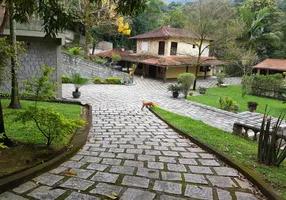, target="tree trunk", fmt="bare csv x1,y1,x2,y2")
0,100,13,146
84,0,91,59
8,0,21,109
193,65,199,90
